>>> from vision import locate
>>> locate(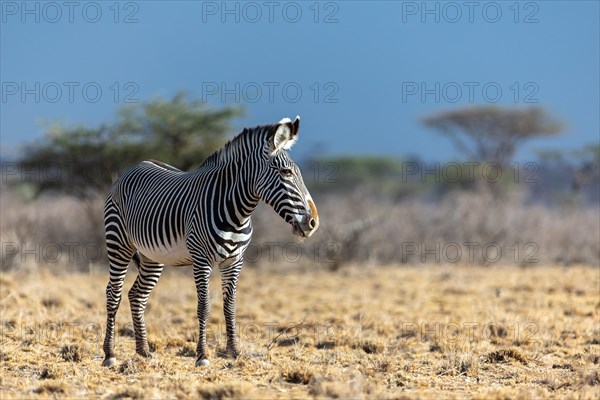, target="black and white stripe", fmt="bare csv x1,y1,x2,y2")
102,116,319,367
